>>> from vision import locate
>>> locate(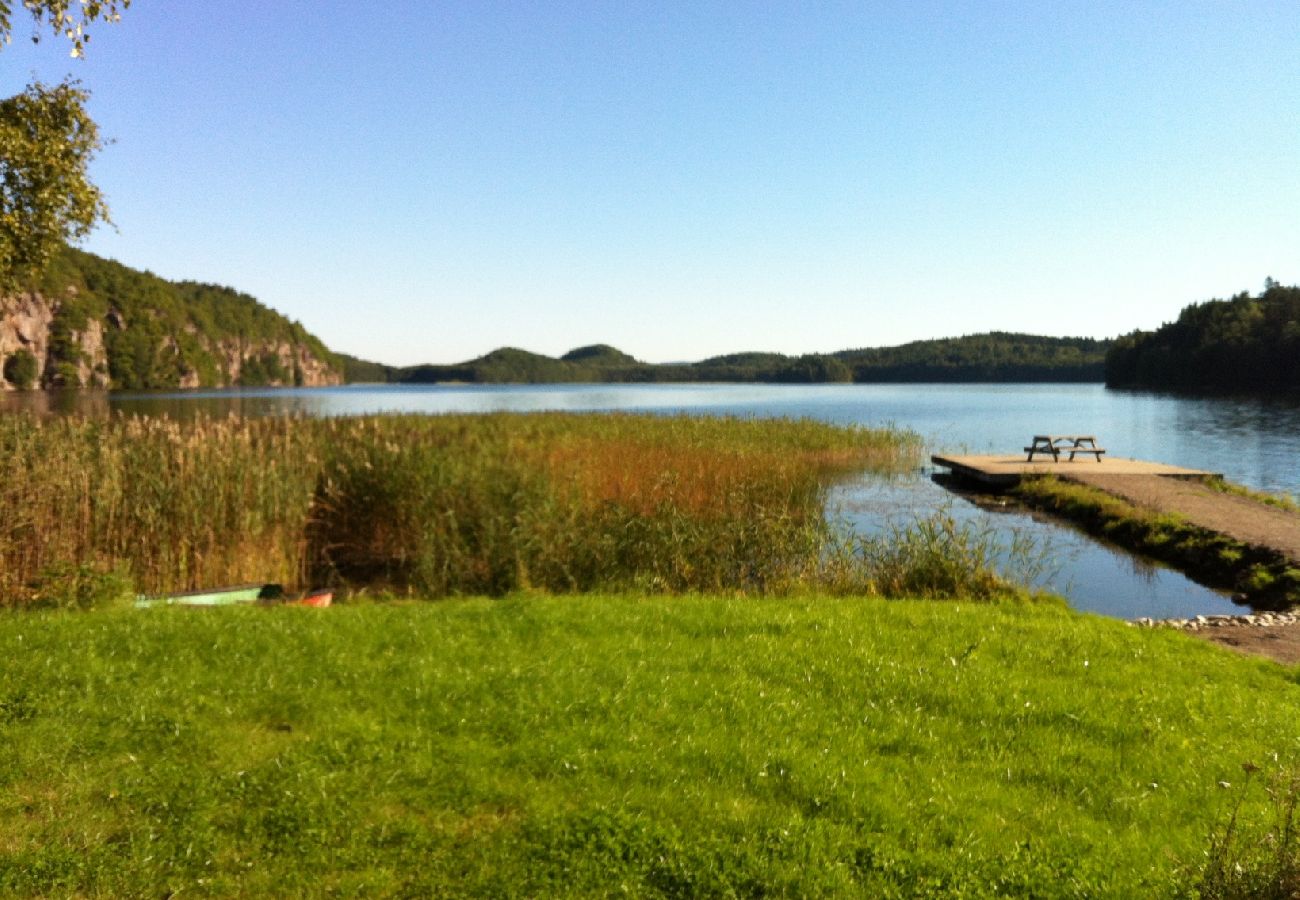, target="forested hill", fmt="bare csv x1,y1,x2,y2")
382,333,1111,385
1106,282,1300,393
836,333,1109,382
0,248,342,390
